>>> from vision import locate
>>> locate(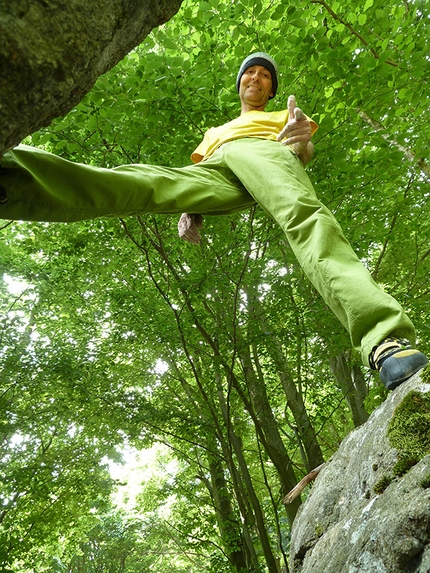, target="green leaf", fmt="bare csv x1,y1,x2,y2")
290,18,308,28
